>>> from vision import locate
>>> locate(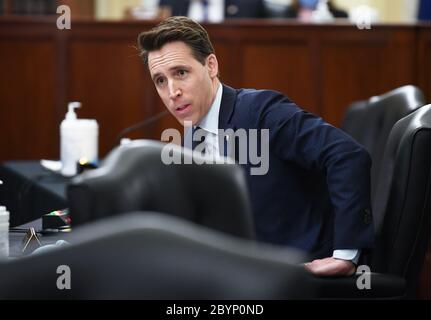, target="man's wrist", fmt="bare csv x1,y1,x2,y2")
332,249,360,265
